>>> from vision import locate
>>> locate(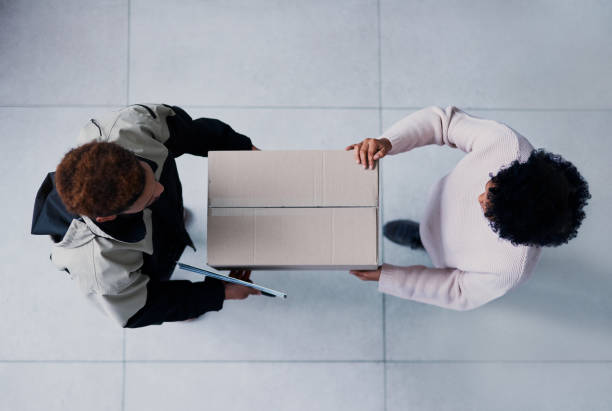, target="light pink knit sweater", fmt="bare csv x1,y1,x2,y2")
378,106,541,310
